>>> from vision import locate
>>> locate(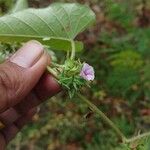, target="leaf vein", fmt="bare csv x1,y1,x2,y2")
27,11,59,37
72,11,88,38
50,7,70,38
10,15,40,35
75,19,93,37
0,19,15,34
60,5,74,38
